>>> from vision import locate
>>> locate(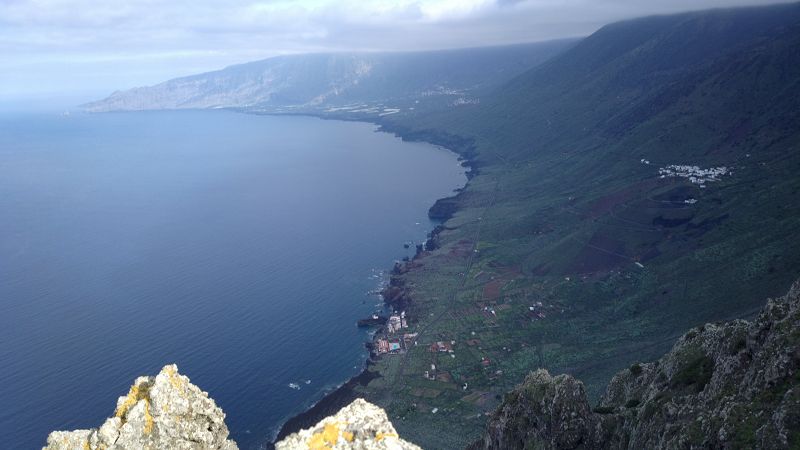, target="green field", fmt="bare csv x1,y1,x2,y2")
266,4,800,447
